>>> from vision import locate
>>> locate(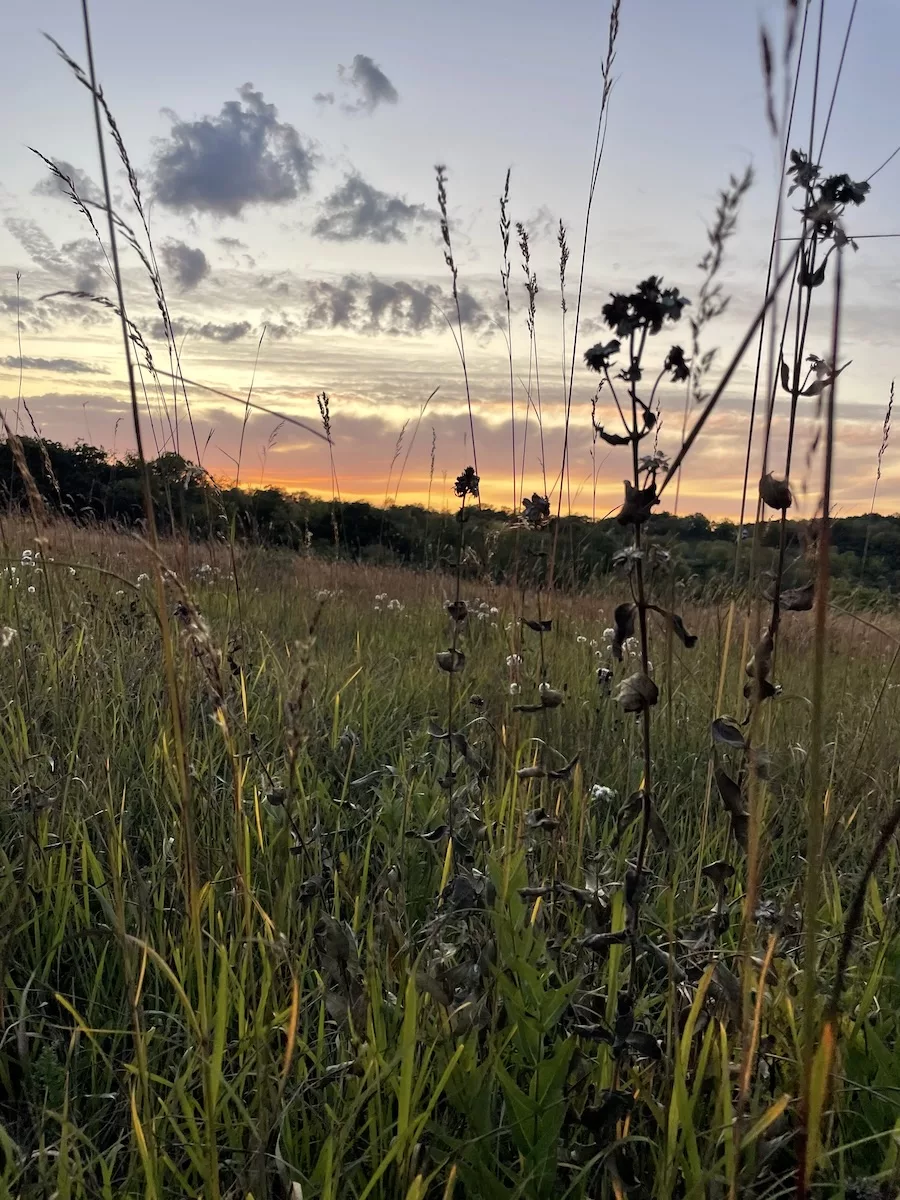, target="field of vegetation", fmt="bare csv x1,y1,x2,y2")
3,0,900,1197
0,515,899,1200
